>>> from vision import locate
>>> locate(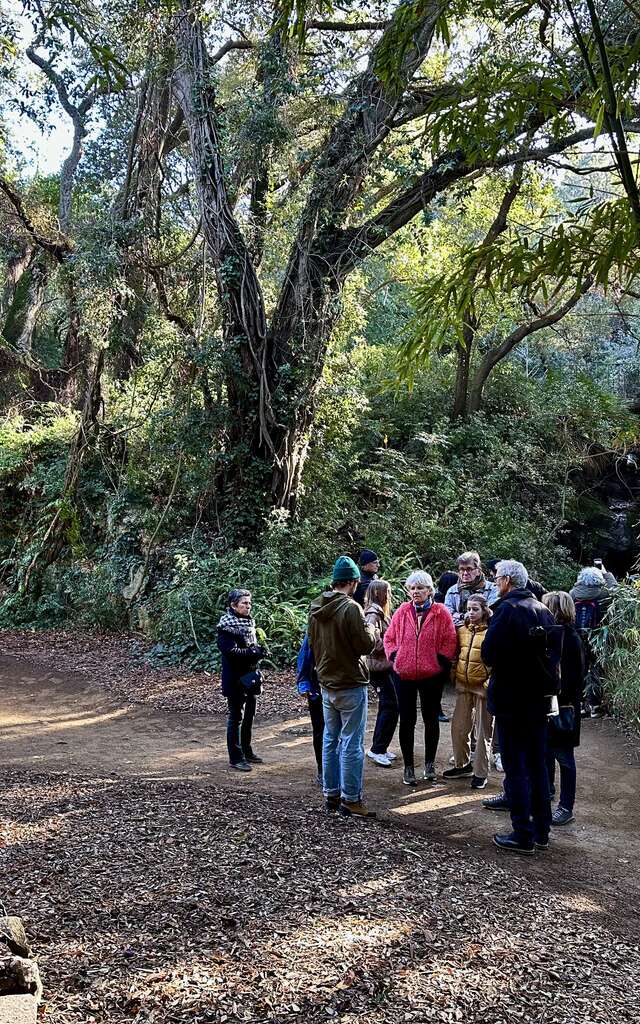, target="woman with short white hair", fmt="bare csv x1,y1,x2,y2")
384,570,457,786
